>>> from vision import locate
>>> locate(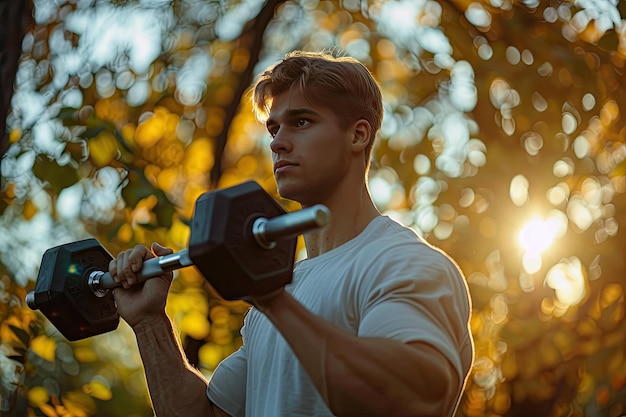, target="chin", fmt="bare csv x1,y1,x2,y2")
276,182,305,203
276,188,299,203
